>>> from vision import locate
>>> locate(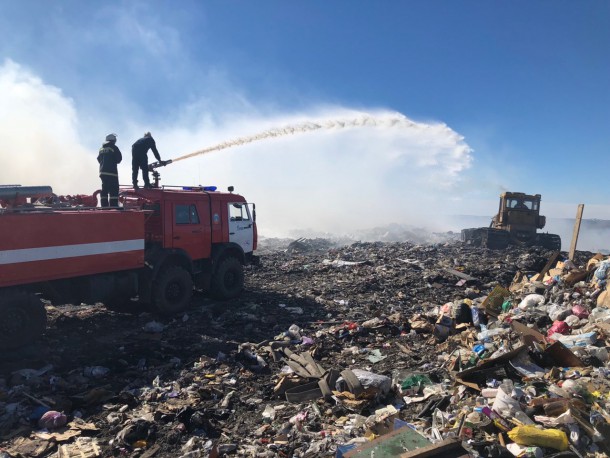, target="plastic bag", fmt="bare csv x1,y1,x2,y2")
39,411,68,430
547,321,570,338
518,294,545,310
547,304,571,322
594,260,610,281
589,307,610,324
507,425,568,451
399,374,433,395
336,369,391,395
564,315,580,327
492,385,522,416
571,304,589,319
